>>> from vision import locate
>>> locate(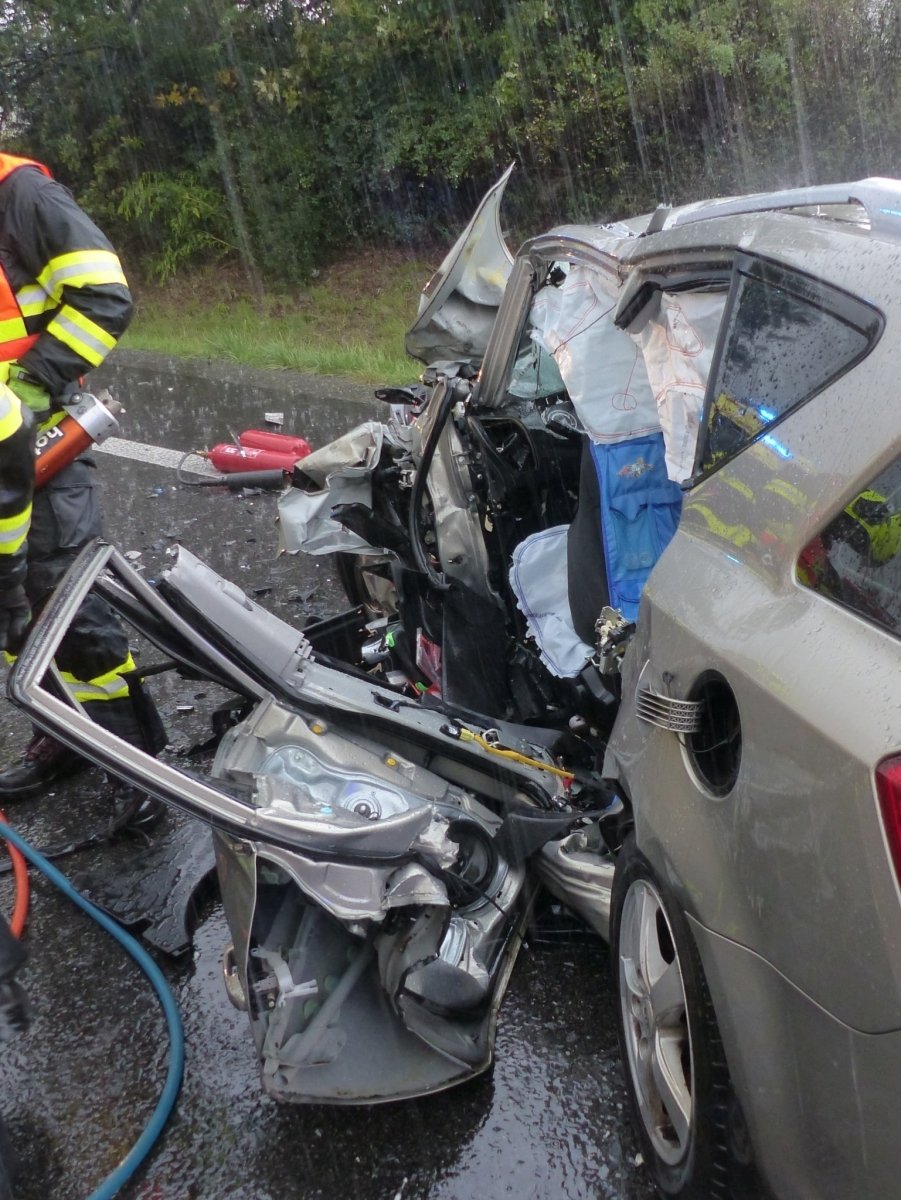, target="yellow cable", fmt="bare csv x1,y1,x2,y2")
455,725,574,782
